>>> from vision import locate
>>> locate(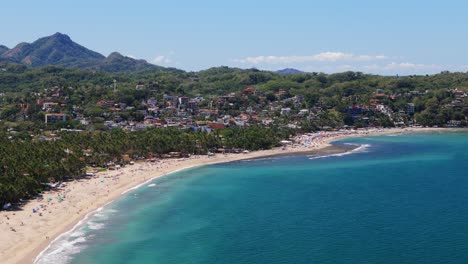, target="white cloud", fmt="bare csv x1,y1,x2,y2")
300,62,446,75
153,55,171,64
234,52,388,64
383,62,441,70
